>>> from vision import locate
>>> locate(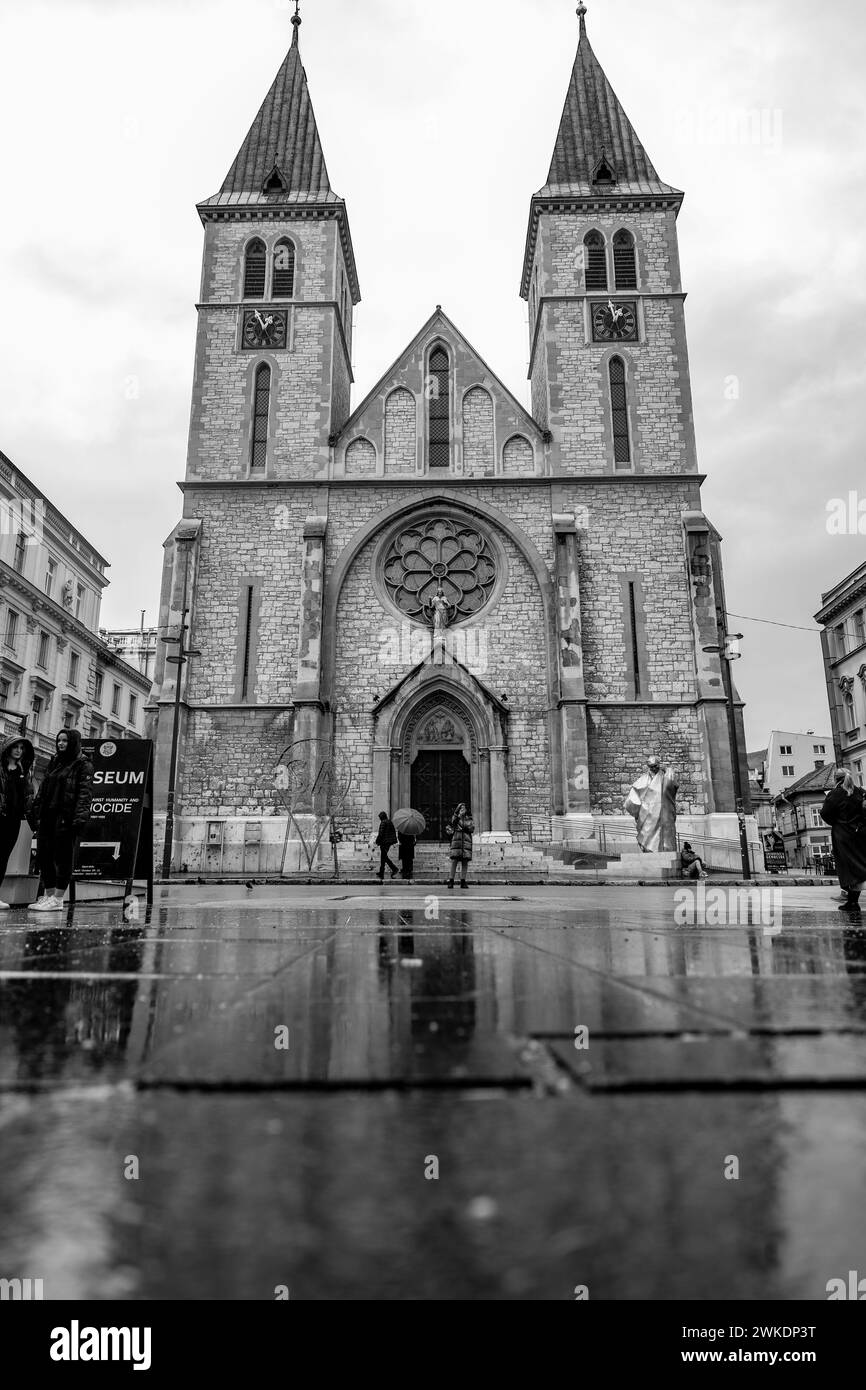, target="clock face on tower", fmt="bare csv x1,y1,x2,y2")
591,299,638,343
242,309,288,350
